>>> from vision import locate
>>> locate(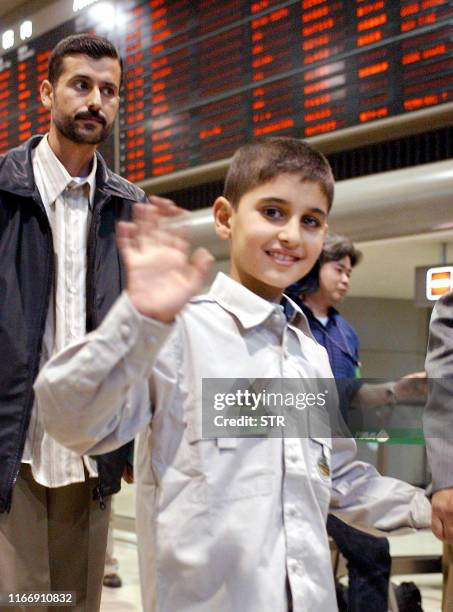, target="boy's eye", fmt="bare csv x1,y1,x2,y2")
262,207,284,220
302,215,321,227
